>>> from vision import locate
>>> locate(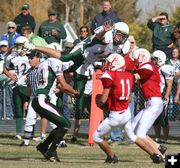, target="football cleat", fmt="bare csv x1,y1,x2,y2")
36,143,48,159
45,150,60,162
158,145,167,155
71,136,78,143
19,141,29,147
104,155,119,164
150,153,165,164
14,135,22,140
59,140,67,148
